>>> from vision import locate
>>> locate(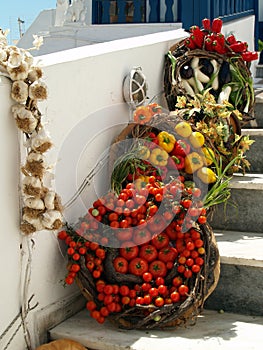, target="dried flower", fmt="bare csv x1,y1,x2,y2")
29,79,48,100
11,80,28,103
